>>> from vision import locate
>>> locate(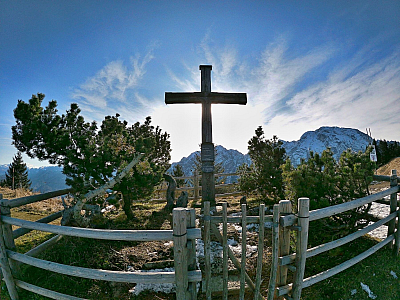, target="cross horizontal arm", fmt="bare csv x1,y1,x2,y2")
165,92,247,105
